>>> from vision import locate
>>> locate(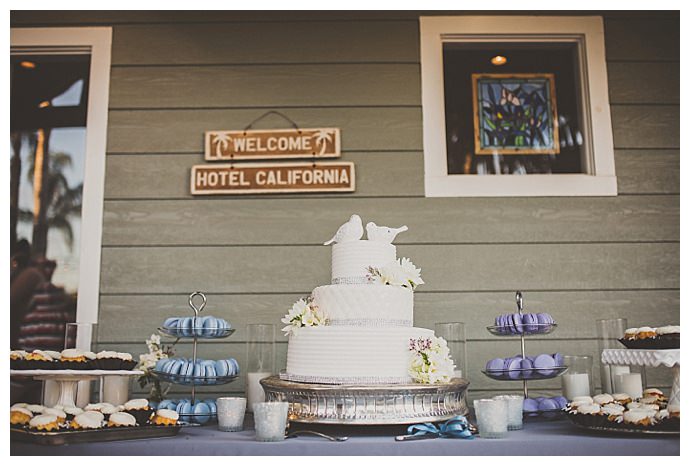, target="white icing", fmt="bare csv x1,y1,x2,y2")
11,407,33,418
73,411,103,428
576,403,601,415
656,325,680,335
29,414,58,428
61,348,85,359
109,412,136,426
592,394,614,405
124,398,149,410
331,240,395,283
312,284,413,326
155,409,179,421
285,326,434,383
